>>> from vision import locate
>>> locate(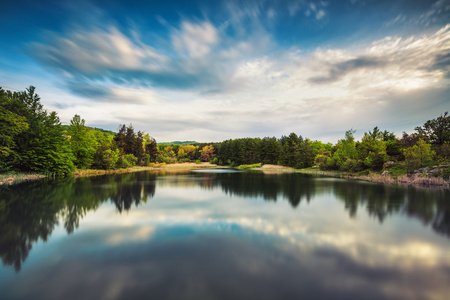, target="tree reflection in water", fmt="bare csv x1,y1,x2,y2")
0,172,156,271
0,170,449,272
